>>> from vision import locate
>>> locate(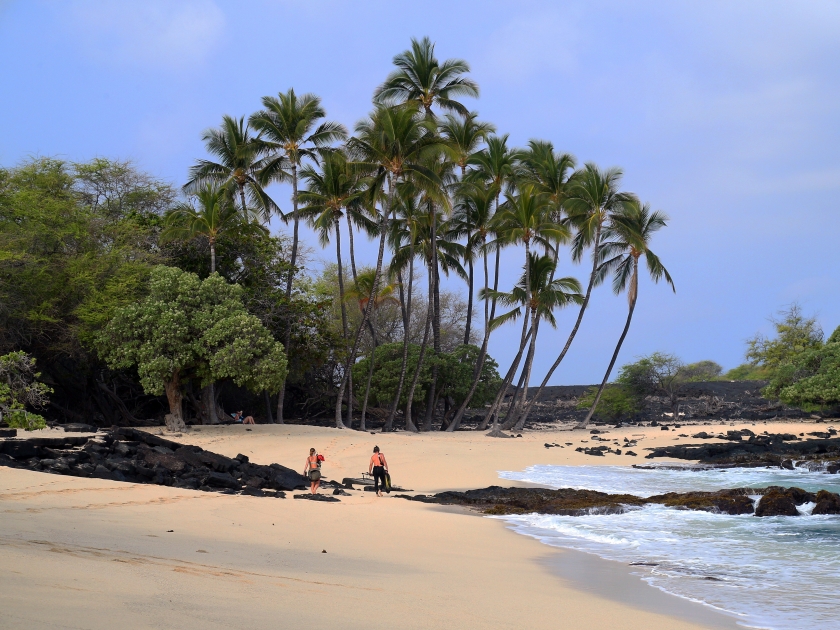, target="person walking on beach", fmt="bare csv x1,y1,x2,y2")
368,446,389,497
304,448,321,494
